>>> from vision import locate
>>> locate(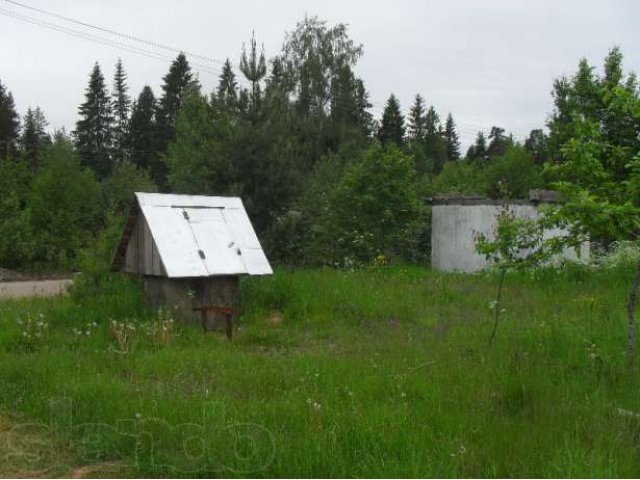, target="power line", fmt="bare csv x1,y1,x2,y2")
0,1,529,138
0,0,227,65
0,6,223,77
